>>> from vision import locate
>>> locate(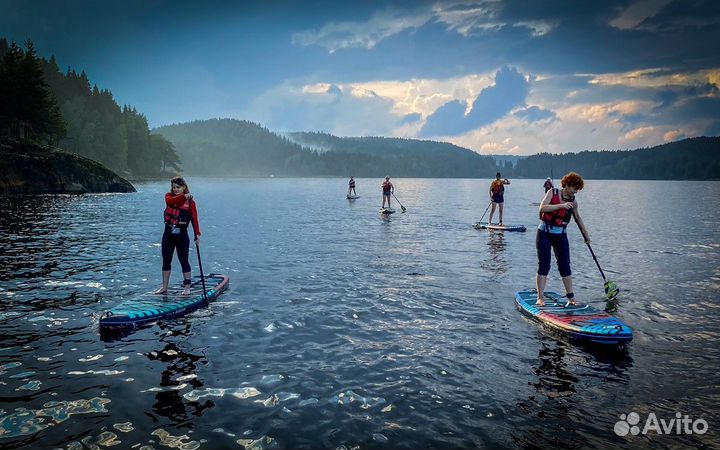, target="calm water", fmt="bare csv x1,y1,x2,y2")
0,178,718,450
